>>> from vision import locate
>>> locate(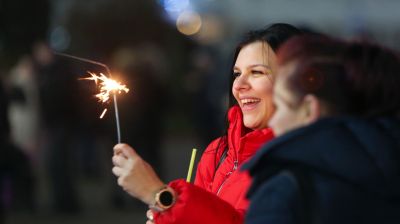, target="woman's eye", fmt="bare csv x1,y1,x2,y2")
252,70,265,75
233,72,241,78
